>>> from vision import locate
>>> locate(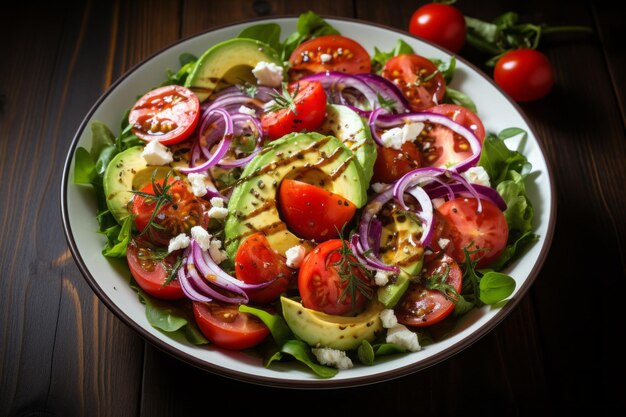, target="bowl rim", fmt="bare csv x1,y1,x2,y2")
61,14,557,389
